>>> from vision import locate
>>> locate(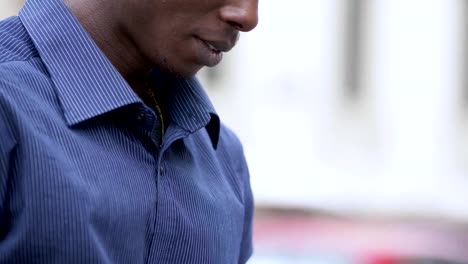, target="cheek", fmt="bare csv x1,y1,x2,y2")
133,17,202,73
164,32,194,59
147,35,200,73
137,23,175,56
